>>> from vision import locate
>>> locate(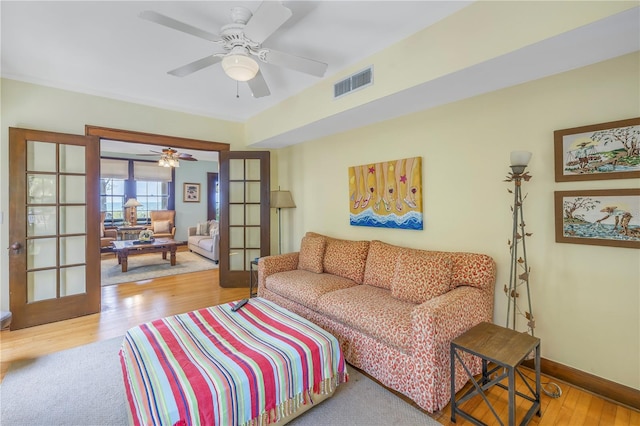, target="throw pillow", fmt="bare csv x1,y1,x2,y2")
298,235,326,274
196,222,209,236
391,251,453,304
154,220,171,234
